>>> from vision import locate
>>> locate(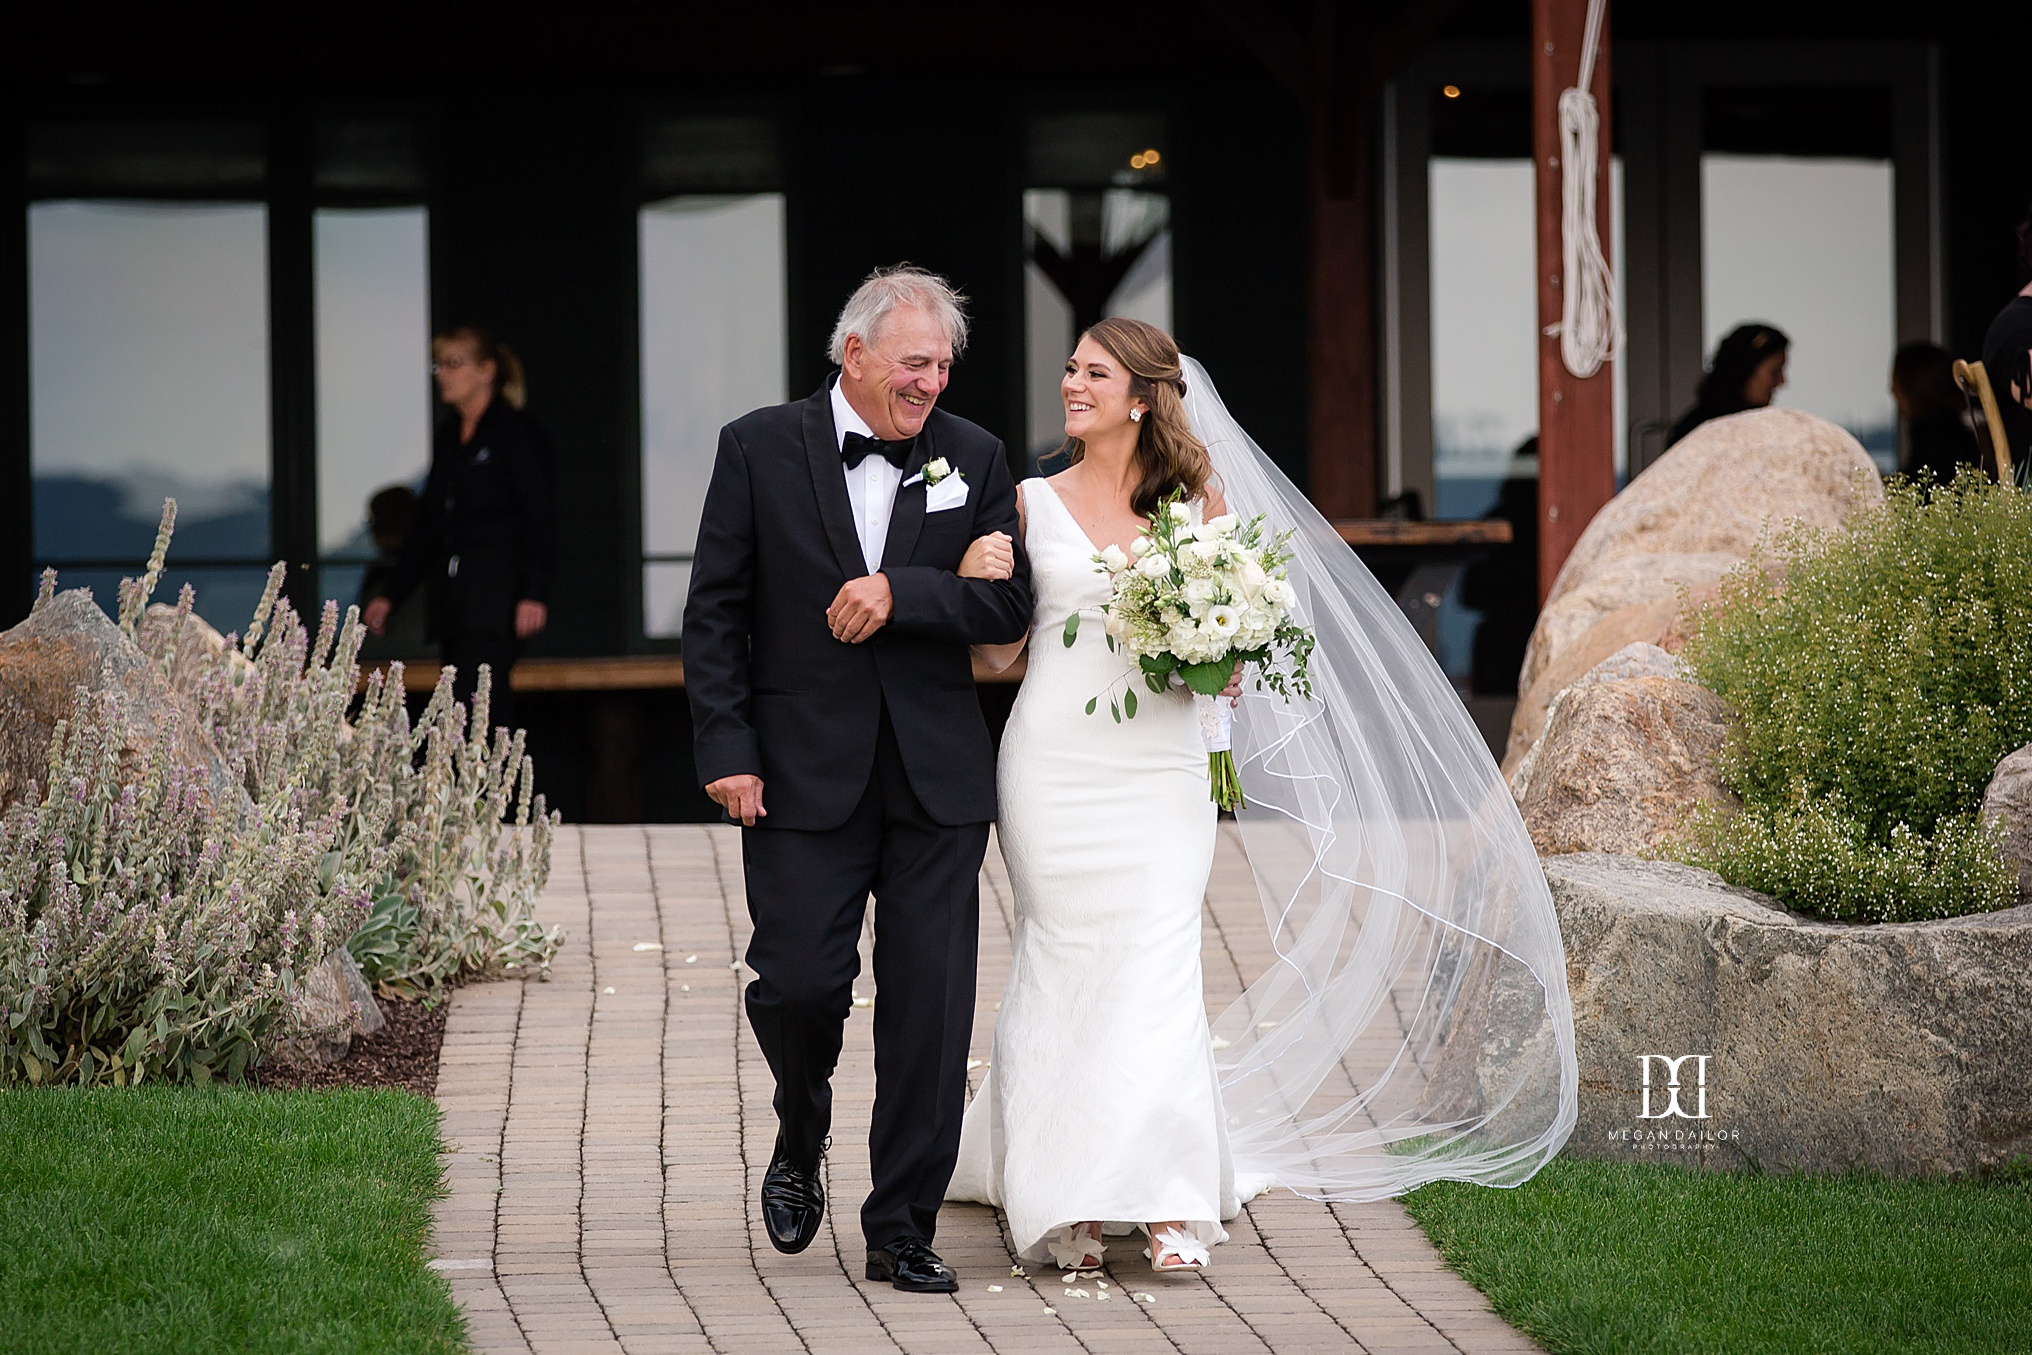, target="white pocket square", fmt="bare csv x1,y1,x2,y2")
925,473,970,513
